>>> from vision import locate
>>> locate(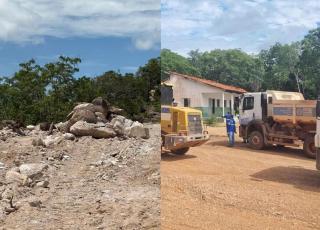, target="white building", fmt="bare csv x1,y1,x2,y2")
164,72,247,118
